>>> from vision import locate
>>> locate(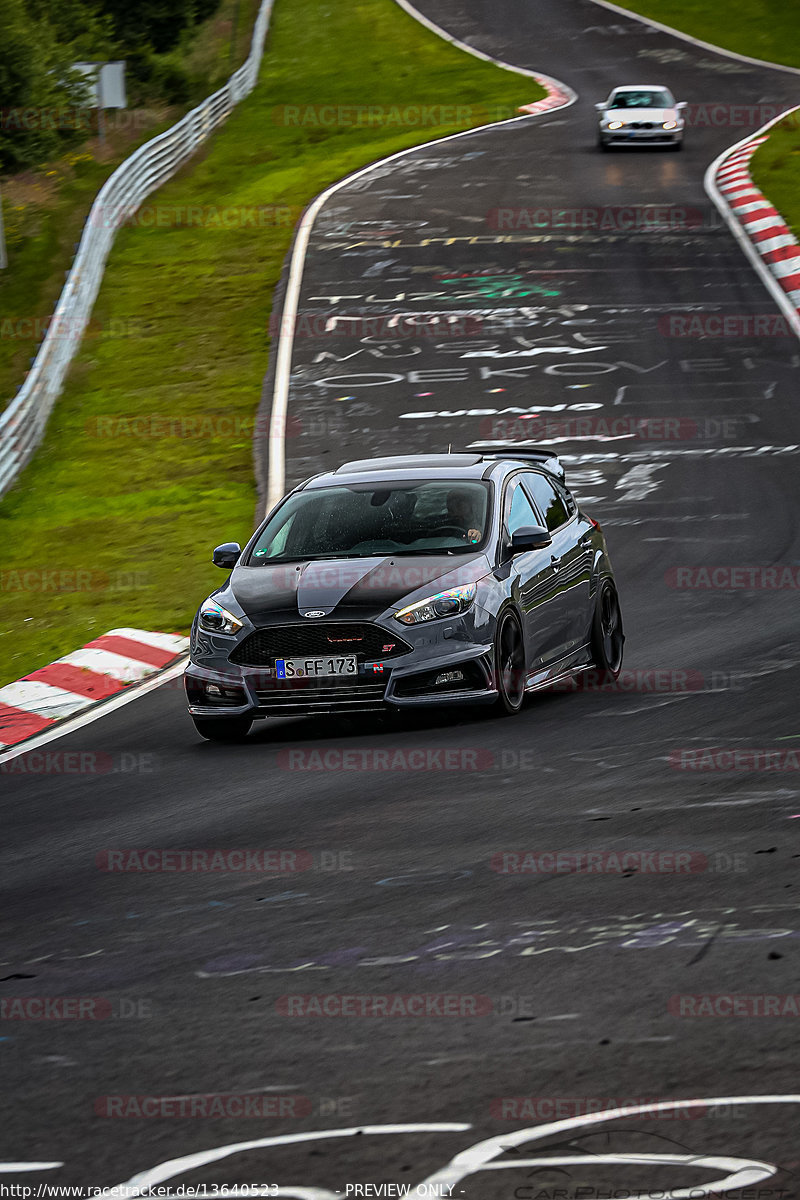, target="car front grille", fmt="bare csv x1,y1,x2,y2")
230,623,412,667
254,679,387,712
